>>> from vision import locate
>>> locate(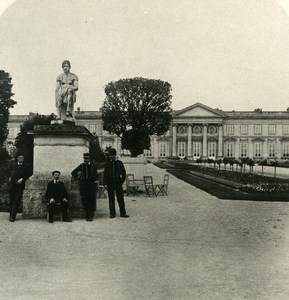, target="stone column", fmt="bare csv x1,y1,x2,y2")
235,138,240,158
277,138,282,159
248,139,254,157
263,139,268,158
218,124,223,157
172,125,177,157
202,124,208,157
187,124,192,158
